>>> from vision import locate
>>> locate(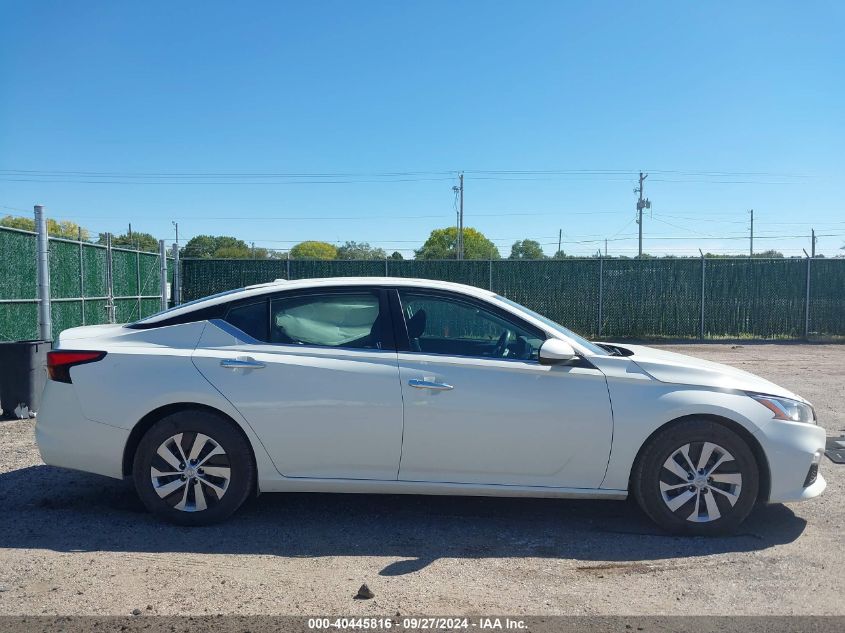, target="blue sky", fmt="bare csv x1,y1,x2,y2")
1,0,843,257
